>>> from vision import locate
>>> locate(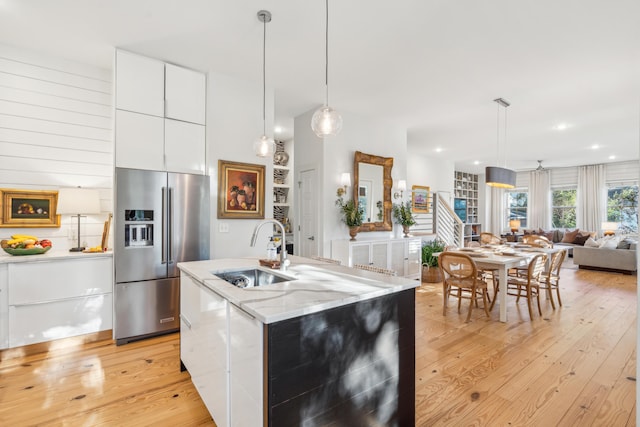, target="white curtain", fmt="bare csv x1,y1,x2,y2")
528,169,551,229
488,186,505,235
577,164,605,232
